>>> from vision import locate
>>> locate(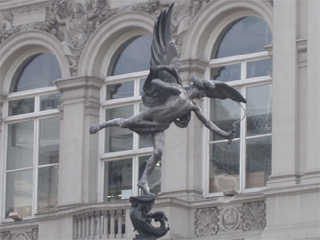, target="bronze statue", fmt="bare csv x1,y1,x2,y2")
90,4,246,196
